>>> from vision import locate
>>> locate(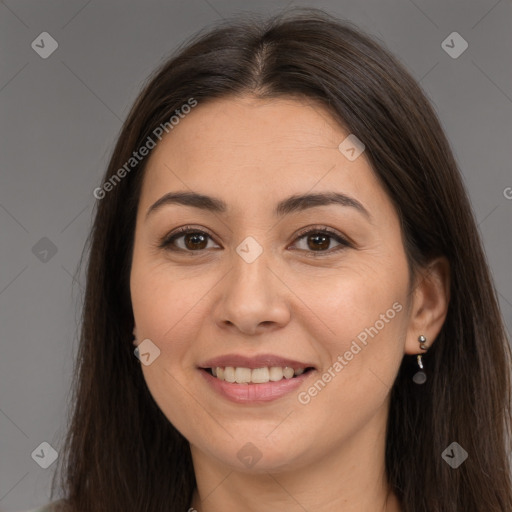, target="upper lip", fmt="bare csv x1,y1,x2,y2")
199,354,316,370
